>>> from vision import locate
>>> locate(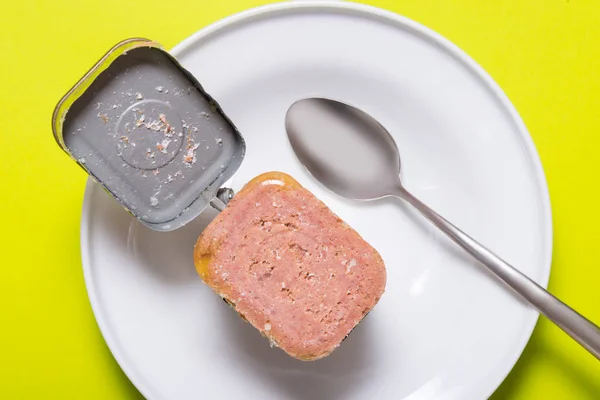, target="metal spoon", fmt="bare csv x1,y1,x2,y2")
285,97,600,360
